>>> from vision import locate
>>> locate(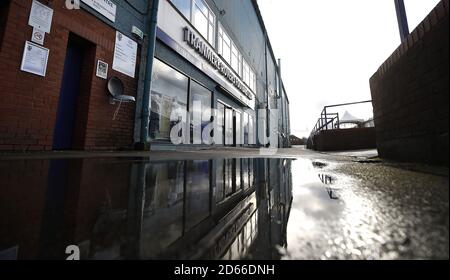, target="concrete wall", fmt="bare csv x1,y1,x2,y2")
311,128,377,152
369,0,449,166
